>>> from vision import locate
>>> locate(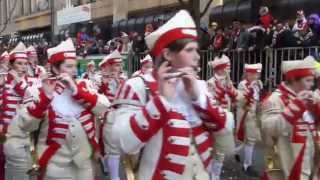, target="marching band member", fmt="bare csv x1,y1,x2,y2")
236,63,263,176
132,54,153,77
108,10,234,180
98,50,126,180
0,51,9,107
16,38,110,180
207,54,237,179
97,50,125,103
0,51,9,73
261,56,320,180
81,60,96,81
0,51,8,180
0,42,34,180
26,46,46,79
